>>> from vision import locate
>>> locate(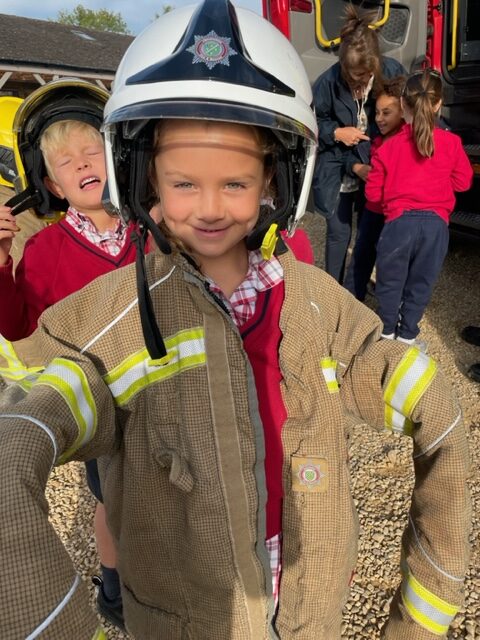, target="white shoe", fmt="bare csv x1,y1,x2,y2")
396,336,428,353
